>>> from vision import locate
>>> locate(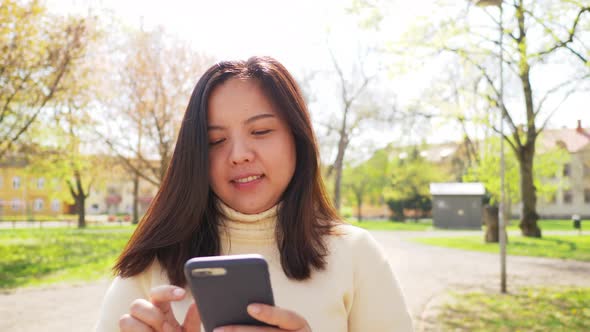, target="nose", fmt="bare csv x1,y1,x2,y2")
229,138,255,165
